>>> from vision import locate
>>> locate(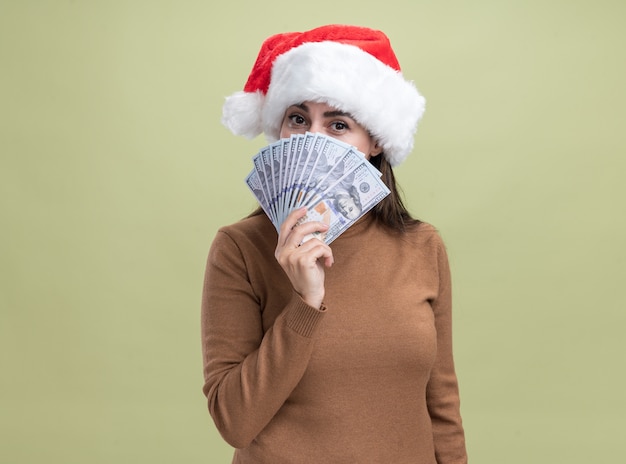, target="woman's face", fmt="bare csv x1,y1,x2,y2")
279,101,382,159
